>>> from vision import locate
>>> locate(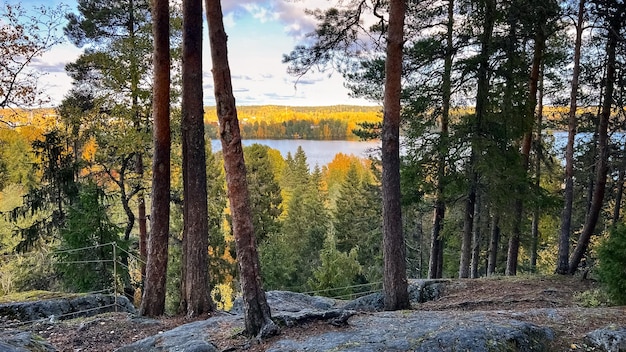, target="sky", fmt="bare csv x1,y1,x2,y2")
15,0,376,107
